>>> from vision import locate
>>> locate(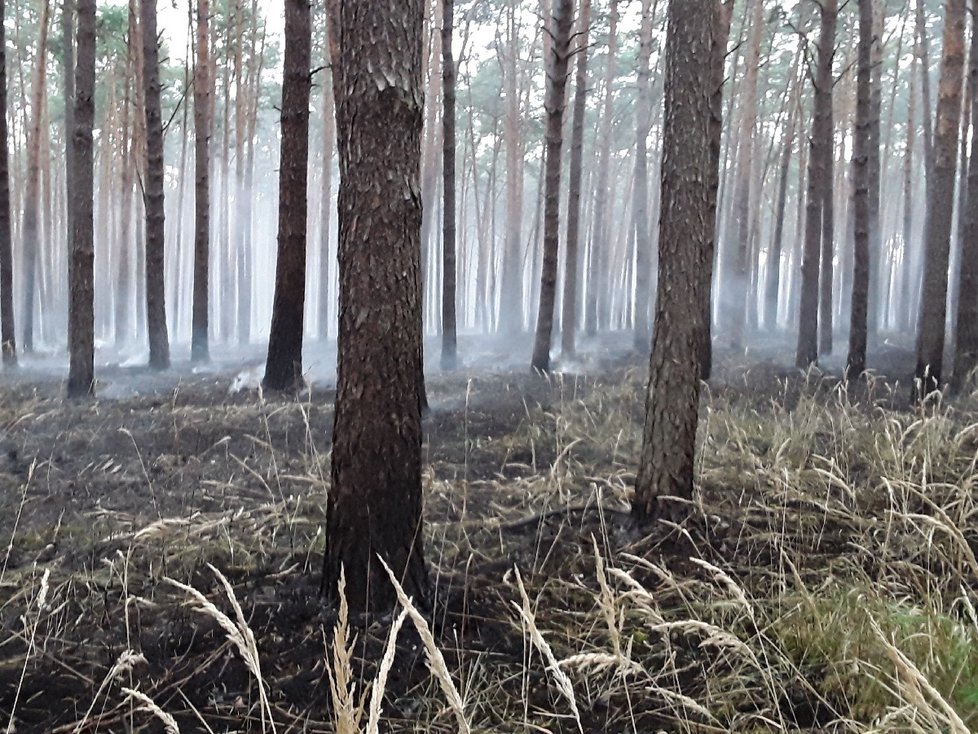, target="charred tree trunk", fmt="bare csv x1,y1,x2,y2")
440,0,457,370
67,0,94,398
324,0,429,614
191,0,210,362
848,0,873,378
914,0,965,397
530,0,573,373
0,0,14,366
142,0,169,369
560,0,591,360
634,0,716,523
796,0,837,368
263,0,311,390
